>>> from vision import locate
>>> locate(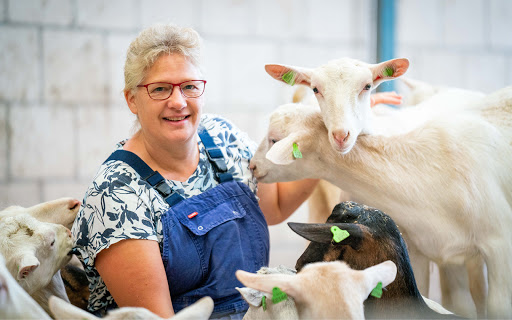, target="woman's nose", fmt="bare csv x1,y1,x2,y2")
166,87,187,109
